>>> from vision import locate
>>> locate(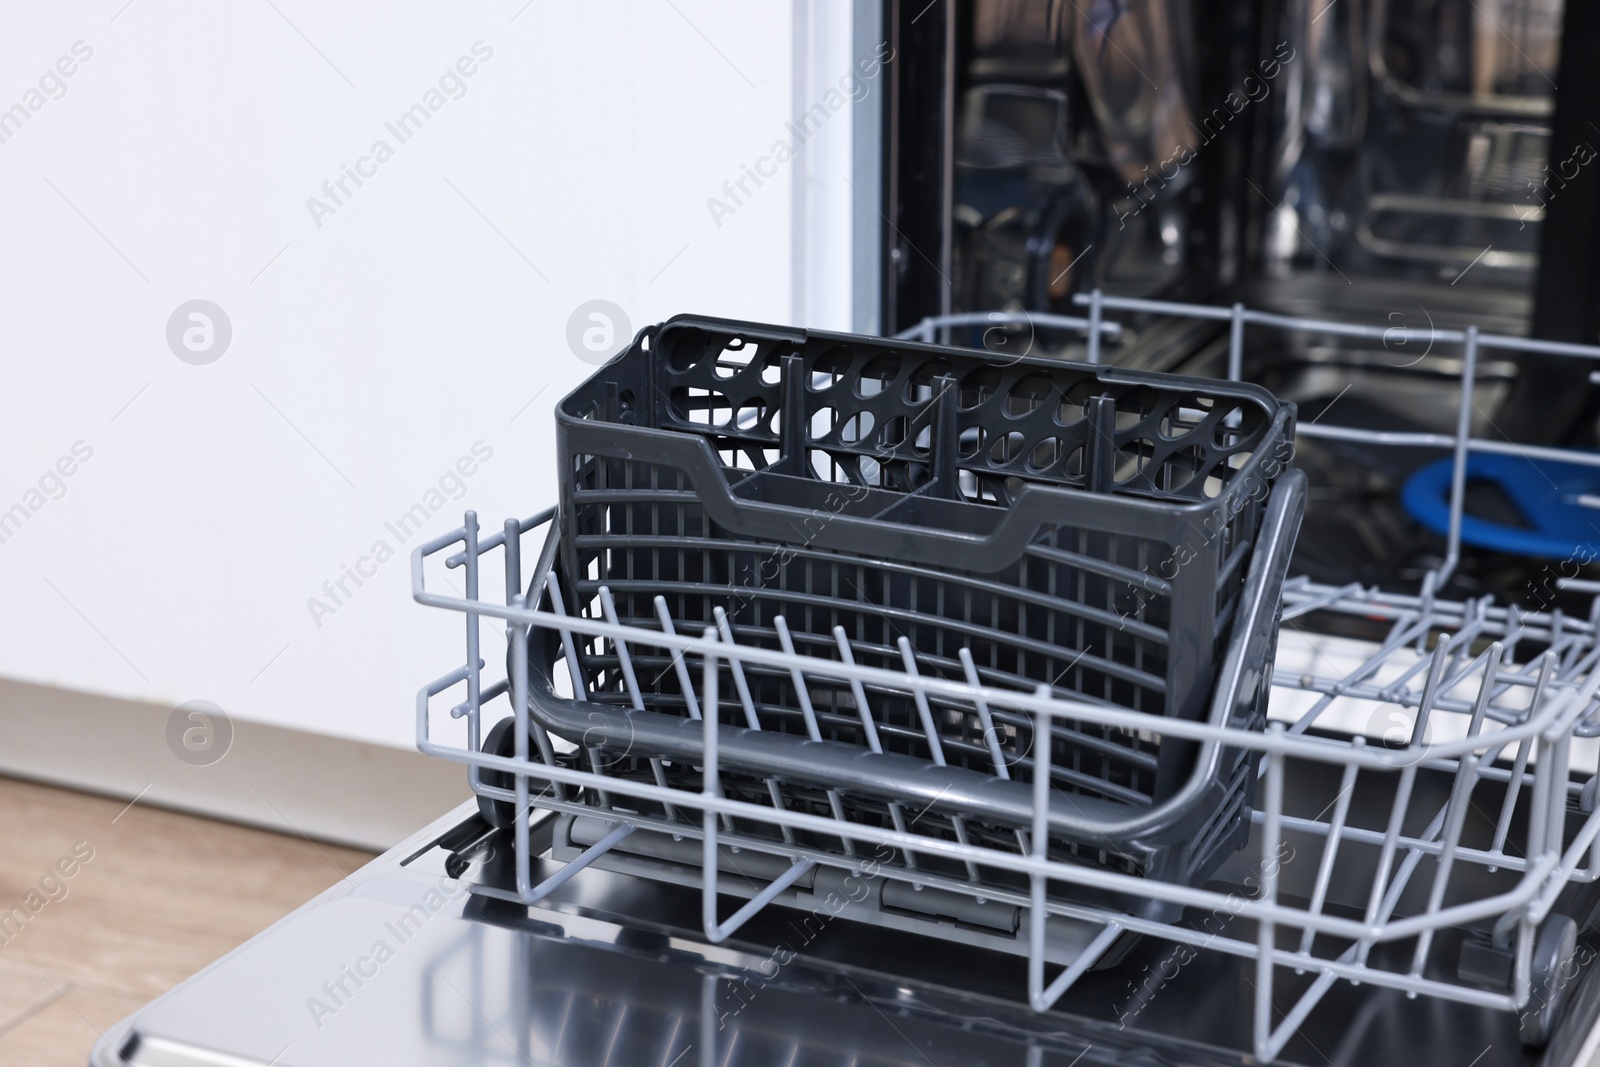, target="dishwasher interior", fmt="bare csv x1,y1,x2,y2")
881,0,1600,605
